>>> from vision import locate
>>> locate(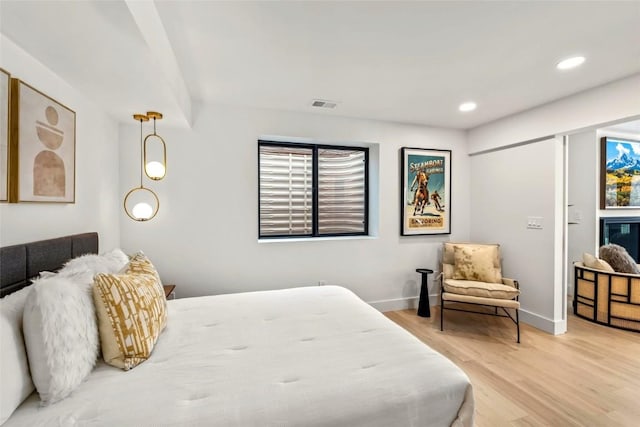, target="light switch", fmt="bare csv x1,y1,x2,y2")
527,216,543,229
